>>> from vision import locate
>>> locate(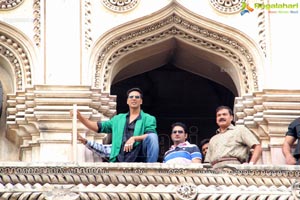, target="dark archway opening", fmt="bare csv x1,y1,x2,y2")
111,63,235,161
